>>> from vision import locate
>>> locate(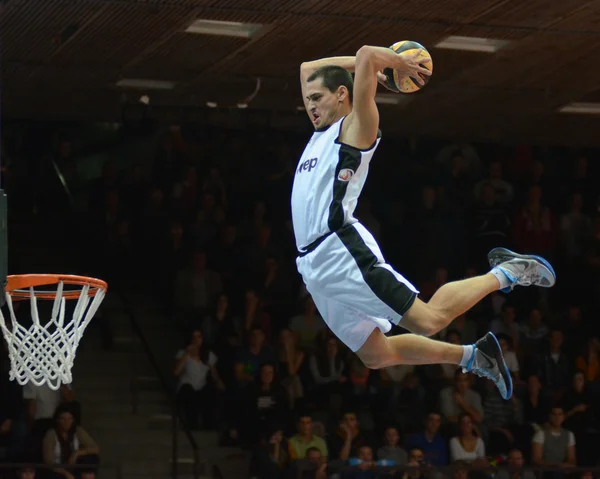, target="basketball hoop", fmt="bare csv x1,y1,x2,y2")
0,274,108,390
